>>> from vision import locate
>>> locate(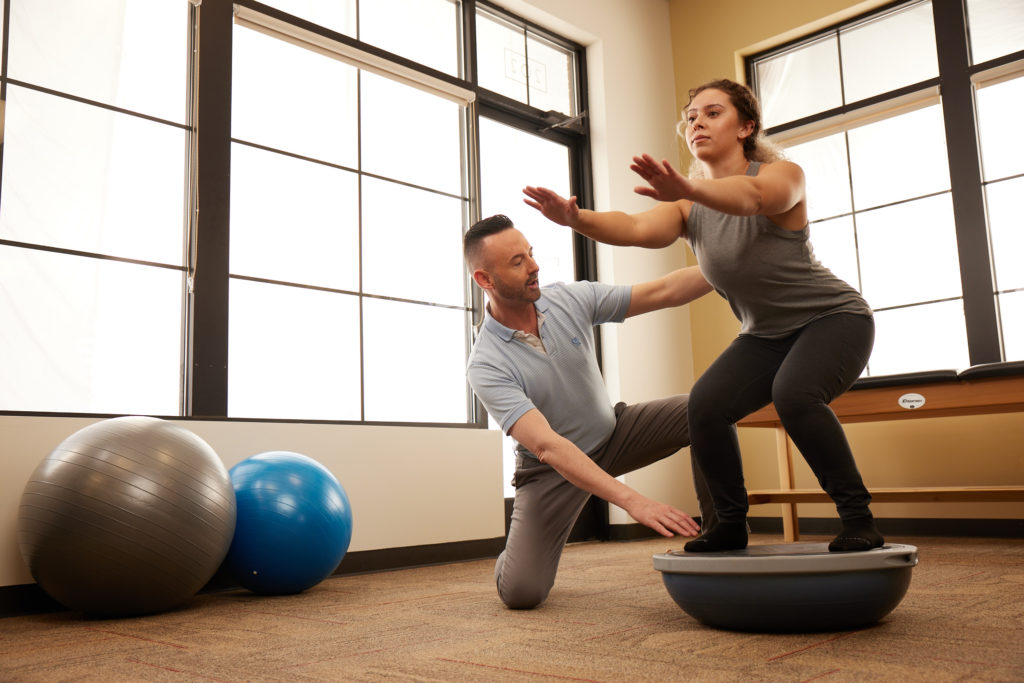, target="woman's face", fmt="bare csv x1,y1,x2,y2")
684,88,753,160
